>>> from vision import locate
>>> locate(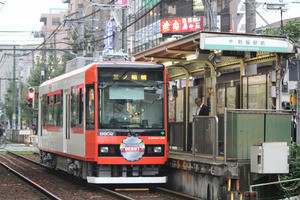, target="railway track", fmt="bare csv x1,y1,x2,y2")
0,152,128,199
0,162,57,200
4,151,202,200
